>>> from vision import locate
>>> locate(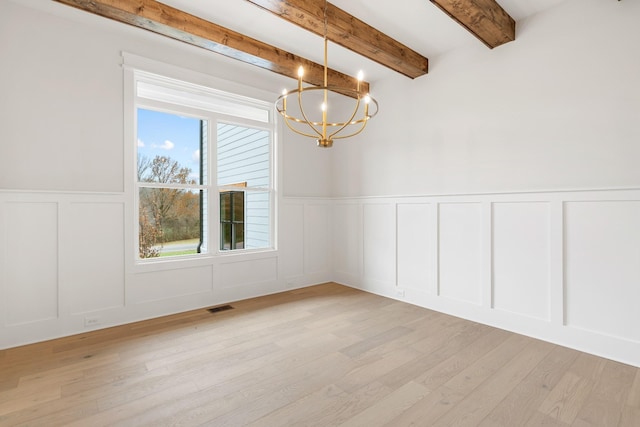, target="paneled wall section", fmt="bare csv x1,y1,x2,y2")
2,189,638,367
0,192,332,349
332,190,640,368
